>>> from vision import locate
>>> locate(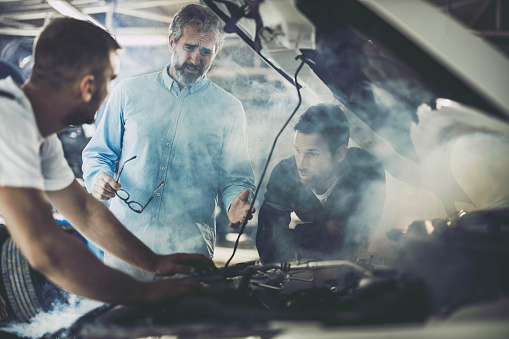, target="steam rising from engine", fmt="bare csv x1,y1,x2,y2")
1,295,102,338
